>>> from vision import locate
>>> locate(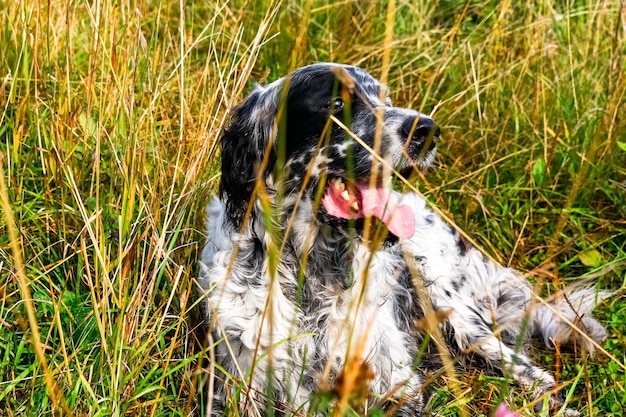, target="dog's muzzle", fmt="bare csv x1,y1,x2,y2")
401,115,440,157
